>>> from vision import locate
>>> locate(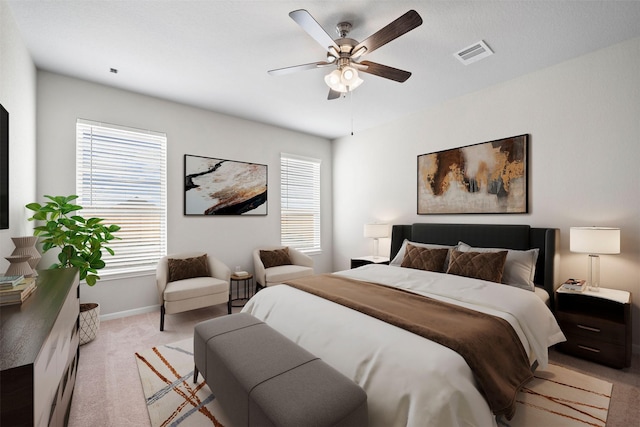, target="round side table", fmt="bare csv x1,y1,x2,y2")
230,273,254,307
